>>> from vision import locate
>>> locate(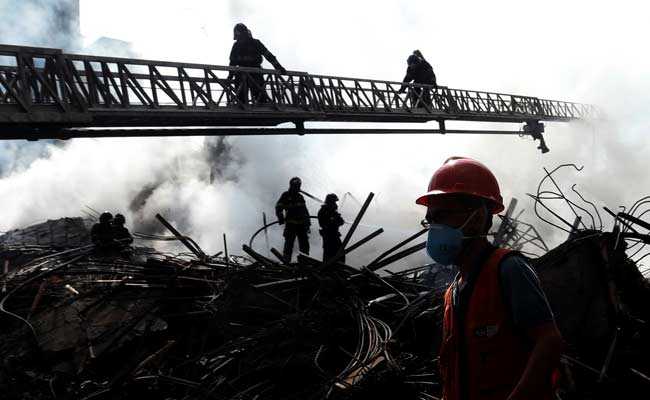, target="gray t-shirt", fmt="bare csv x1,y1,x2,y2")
500,255,554,329
453,254,554,331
